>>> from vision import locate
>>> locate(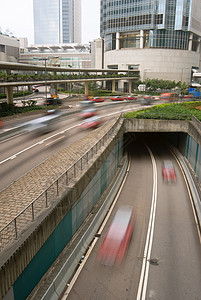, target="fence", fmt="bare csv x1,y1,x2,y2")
0,116,122,252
